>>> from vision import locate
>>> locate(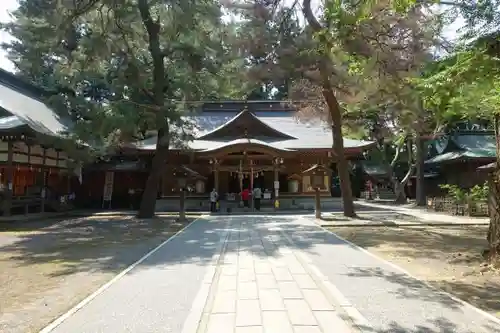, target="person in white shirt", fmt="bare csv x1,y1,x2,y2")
253,187,262,211
210,188,218,212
